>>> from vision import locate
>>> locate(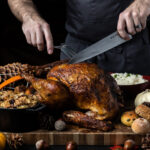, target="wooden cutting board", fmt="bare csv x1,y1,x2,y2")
4,124,143,146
